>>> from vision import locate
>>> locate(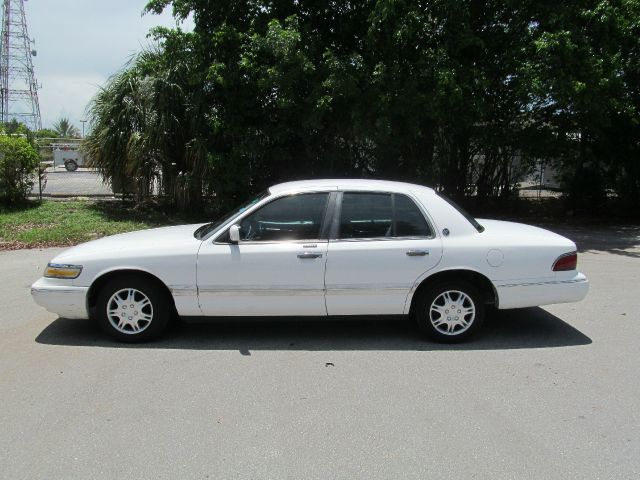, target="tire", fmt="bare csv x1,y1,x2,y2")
64,160,78,172
414,280,485,343
94,276,171,342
